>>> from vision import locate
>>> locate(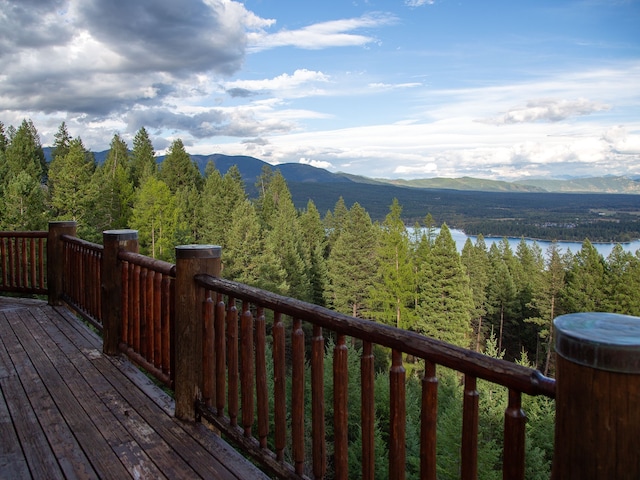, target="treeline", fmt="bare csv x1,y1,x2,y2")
3,119,639,477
